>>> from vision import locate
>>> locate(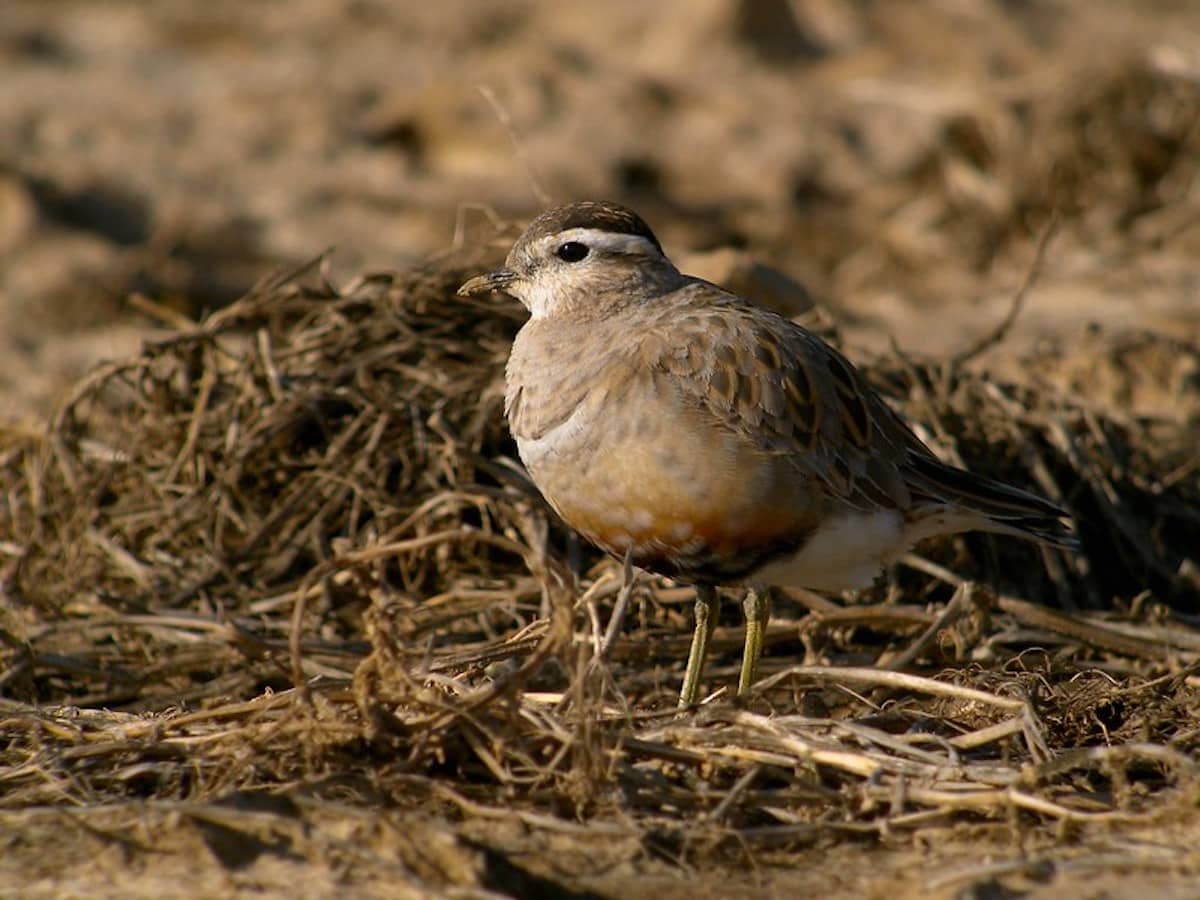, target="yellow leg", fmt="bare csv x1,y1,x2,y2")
737,587,770,699
678,585,718,708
